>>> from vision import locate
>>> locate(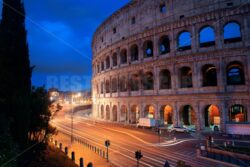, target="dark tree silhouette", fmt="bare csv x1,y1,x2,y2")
0,0,32,145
